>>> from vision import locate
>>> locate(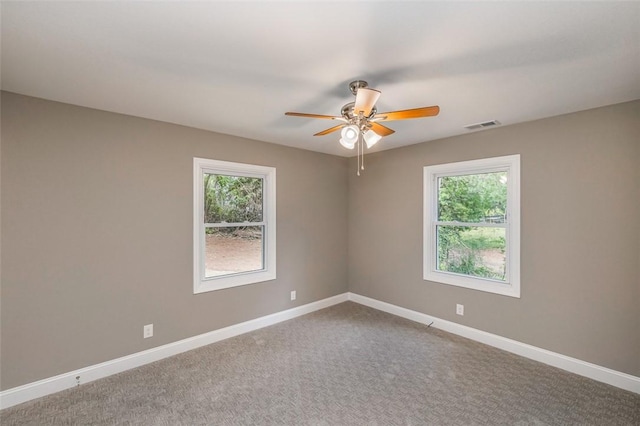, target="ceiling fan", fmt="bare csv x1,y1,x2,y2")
285,80,439,174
